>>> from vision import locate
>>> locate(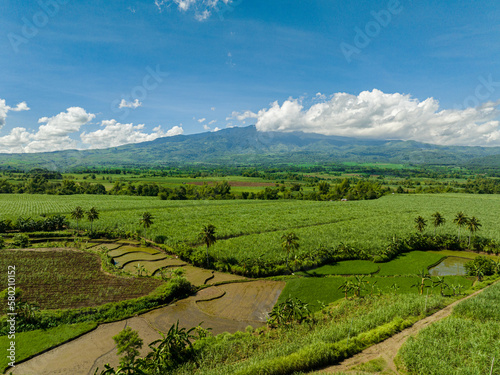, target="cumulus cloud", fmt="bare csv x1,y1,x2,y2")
227,110,257,122
197,118,206,123
119,99,142,109
233,89,500,146
0,99,30,128
0,105,182,153
80,120,183,149
0,107,95,153
203,124,211,130
155,0,234,20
